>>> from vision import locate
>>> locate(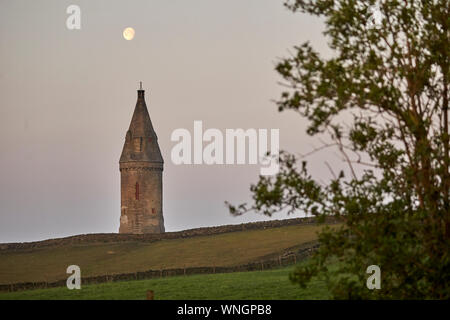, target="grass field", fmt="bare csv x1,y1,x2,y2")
0,224,333,284
0,264,331,300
